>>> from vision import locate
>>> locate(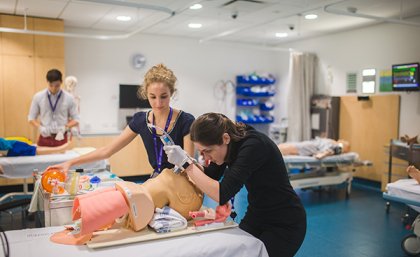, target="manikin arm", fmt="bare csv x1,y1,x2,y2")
36,141,71,155
189,208,216,219
190,204,231,227
313,150,334,159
